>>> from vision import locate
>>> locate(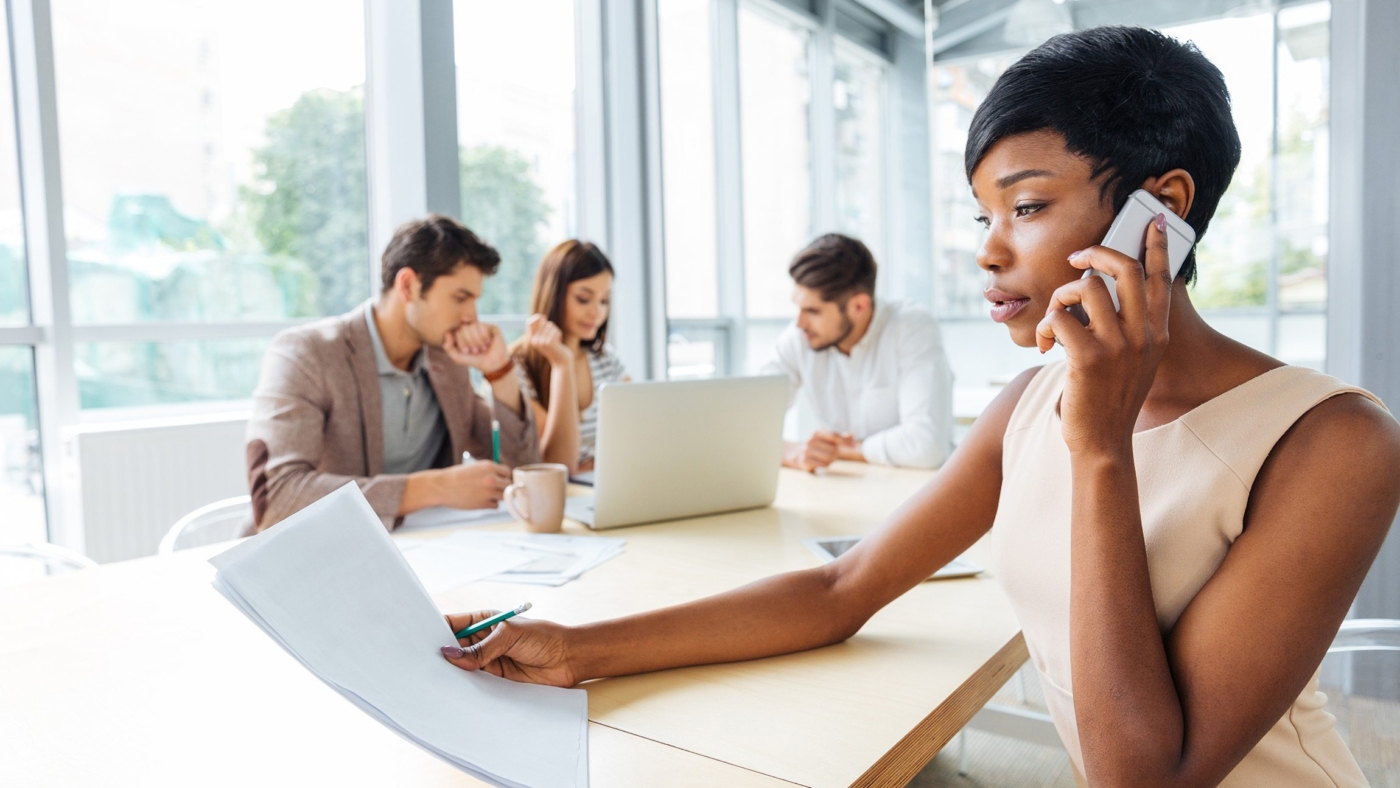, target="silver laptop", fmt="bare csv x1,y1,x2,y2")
565,375,788,529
